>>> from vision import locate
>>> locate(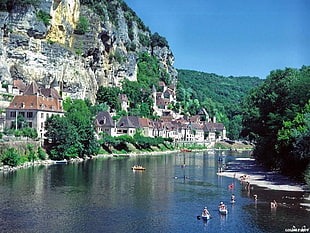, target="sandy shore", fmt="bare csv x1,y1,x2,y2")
217,158,308,192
